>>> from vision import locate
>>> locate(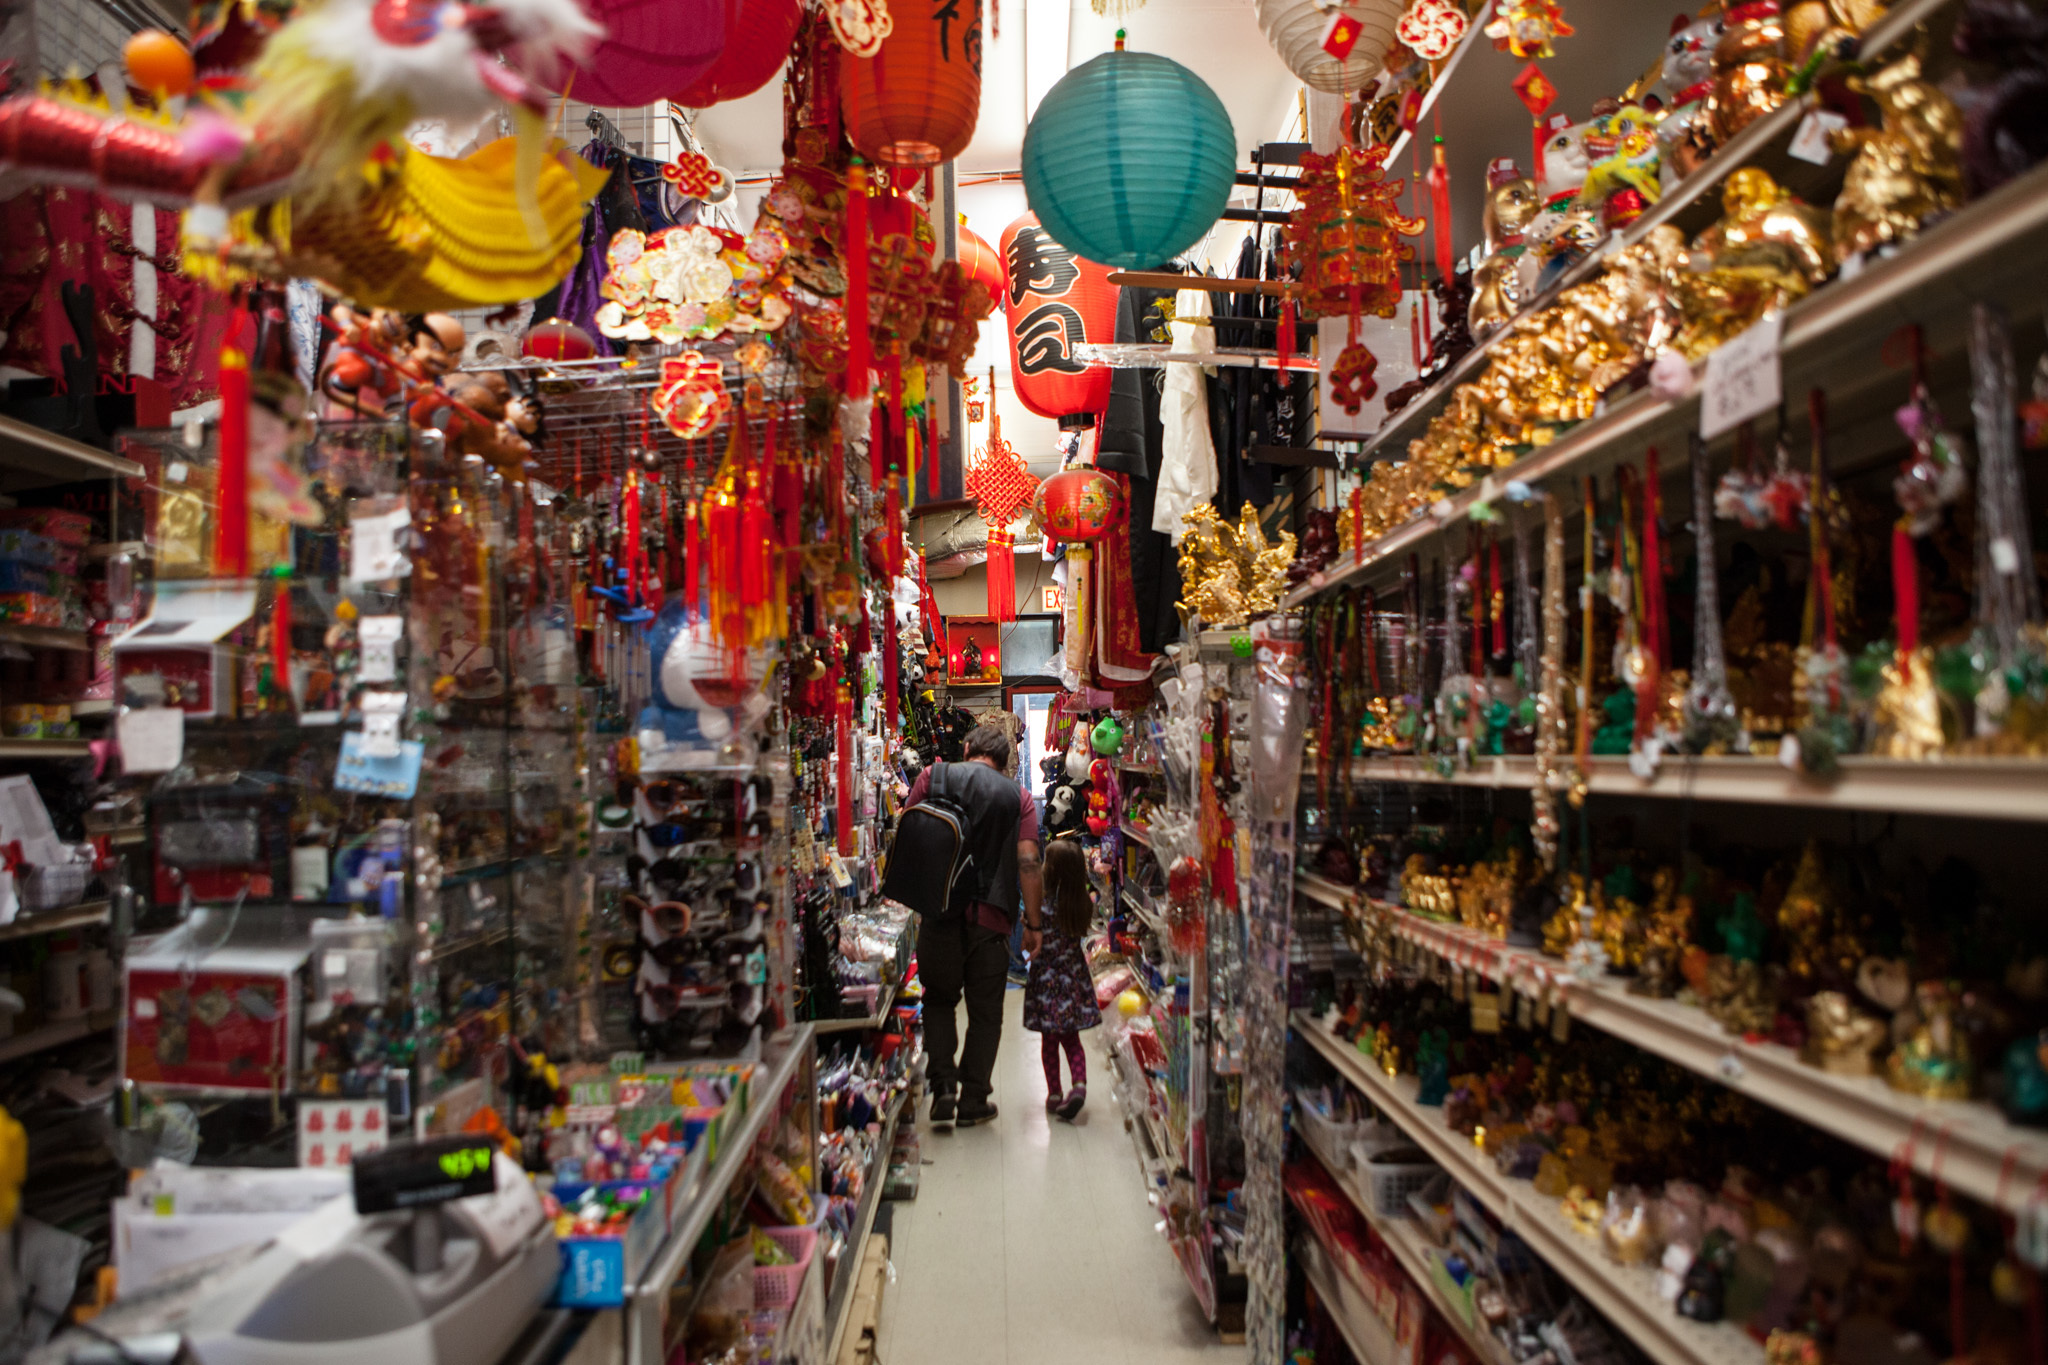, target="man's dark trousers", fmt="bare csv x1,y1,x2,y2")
917,913,1010,1106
